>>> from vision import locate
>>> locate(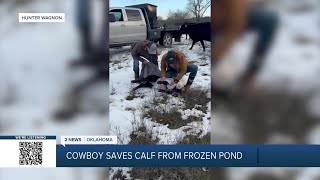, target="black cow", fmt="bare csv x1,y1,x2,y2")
180,22,211,52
